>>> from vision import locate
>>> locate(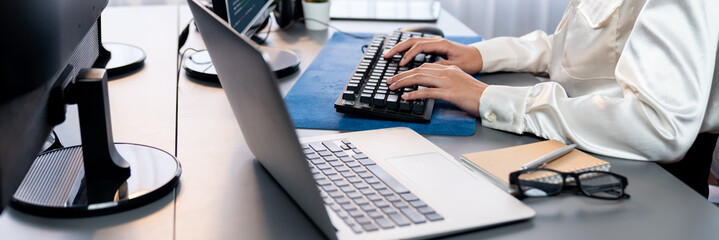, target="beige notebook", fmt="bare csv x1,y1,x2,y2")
460,140,610,192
